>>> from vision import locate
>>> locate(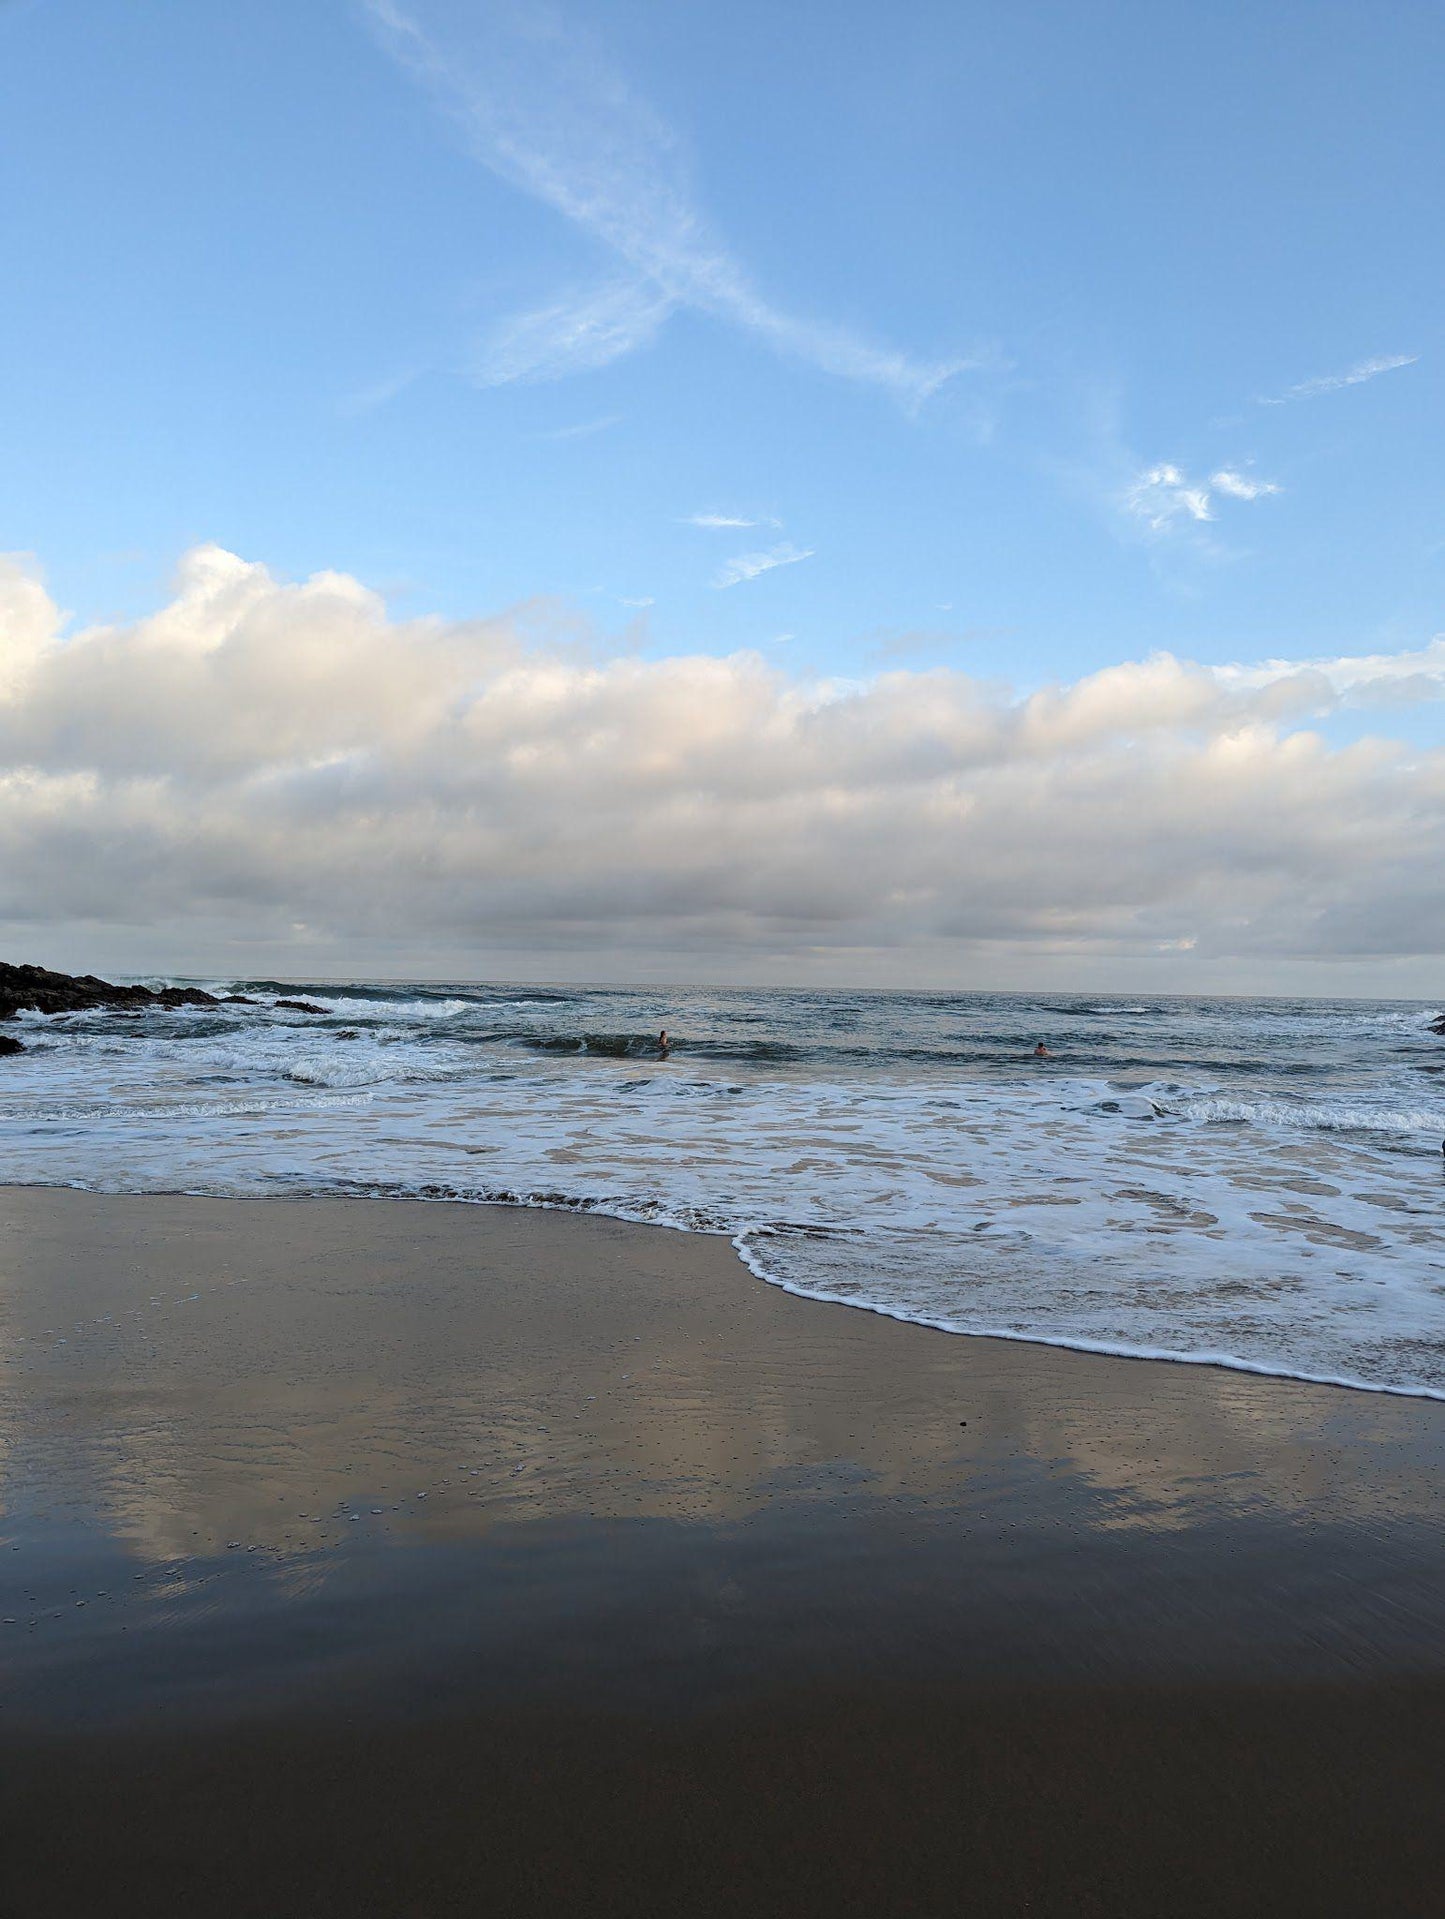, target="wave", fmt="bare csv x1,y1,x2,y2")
1042,1003,1164,1018
230,979,585,1008
1080,1093,1165,1119
286,1061,398,1088
1177,1096,1444,1136
523,1031,677,1059
730,1228,1445,1403
1,1093,374,1122
470,1030,1325,1075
